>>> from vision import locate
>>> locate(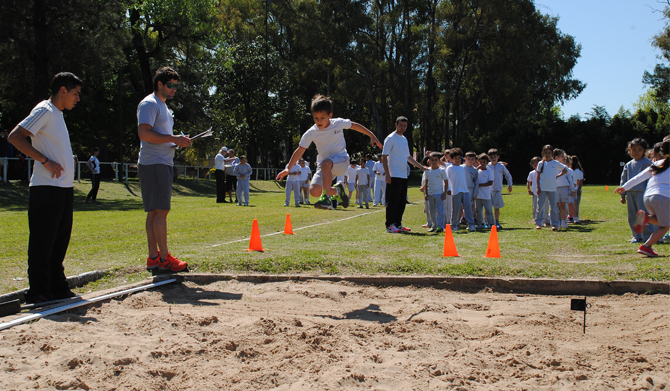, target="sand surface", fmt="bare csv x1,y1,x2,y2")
0,279,668,390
